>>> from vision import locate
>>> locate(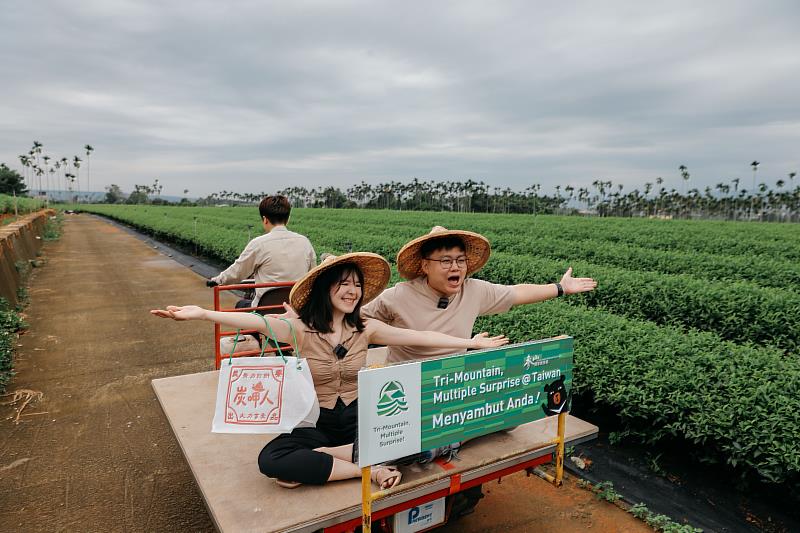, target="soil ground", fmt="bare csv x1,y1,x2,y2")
0,214,650,532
